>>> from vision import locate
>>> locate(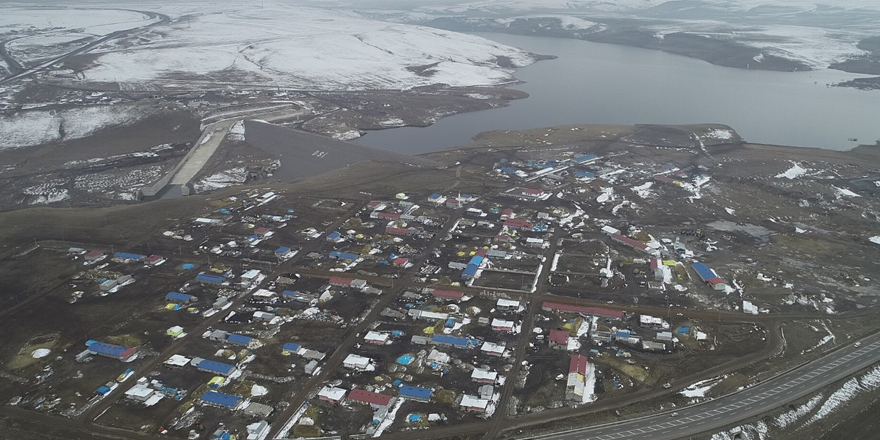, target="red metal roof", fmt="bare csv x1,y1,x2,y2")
144,254,163,262
569,354,588,374
650,259,659,270
541,301,625,319
549,329,569,344
386,227,412,235
707,277,726,285
329,277,353,286
475,249,488,257
503,218,533,229
610,234,648,251
348,389,393,406
392,257,408,266
432,290,464,299
84,250,104,259
522,188,542,195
